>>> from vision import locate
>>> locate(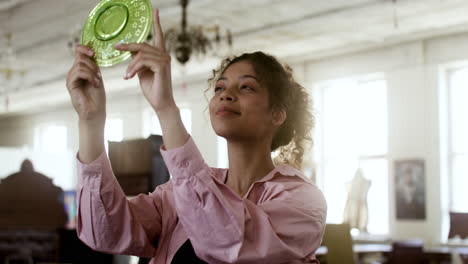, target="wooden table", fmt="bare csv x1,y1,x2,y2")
316,243,392,255
316,243,391,264
316,243,468,264
424,246,468,264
